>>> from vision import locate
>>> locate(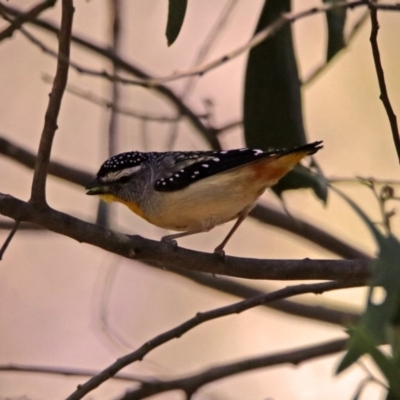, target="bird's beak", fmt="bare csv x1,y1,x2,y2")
85,178,110,195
